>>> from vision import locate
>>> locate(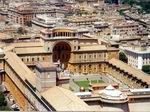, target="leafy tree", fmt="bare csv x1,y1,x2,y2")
119,52,128,63
0,92,7,106
25,21,32,27
120,0,150,13
118,9,127,15
17,27,27,35
142,65,150,75
121,0,136,7
105,0,113,4
138,1,150,13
